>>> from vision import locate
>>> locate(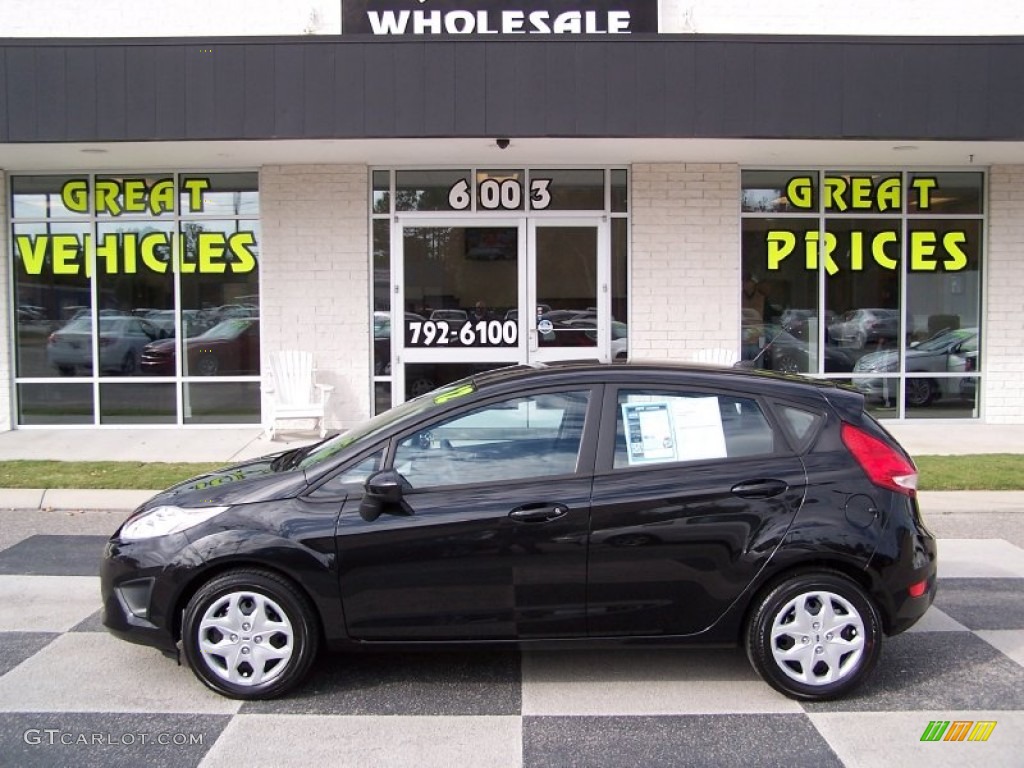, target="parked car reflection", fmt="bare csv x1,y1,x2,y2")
141,318,260,376
827,308,900,349
47,315,165,376
742,323,856,373
853,327,978,406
